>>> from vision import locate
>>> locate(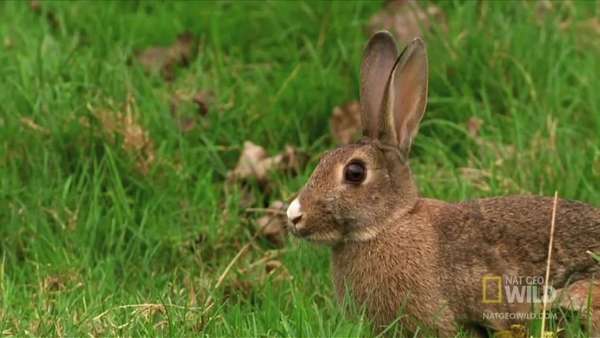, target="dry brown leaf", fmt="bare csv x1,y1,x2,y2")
228,141,270,183
331,101,362,145
367,0,447,45
228,142,306,184
94,98,156,175
136,32,197,81
255,200,288,247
